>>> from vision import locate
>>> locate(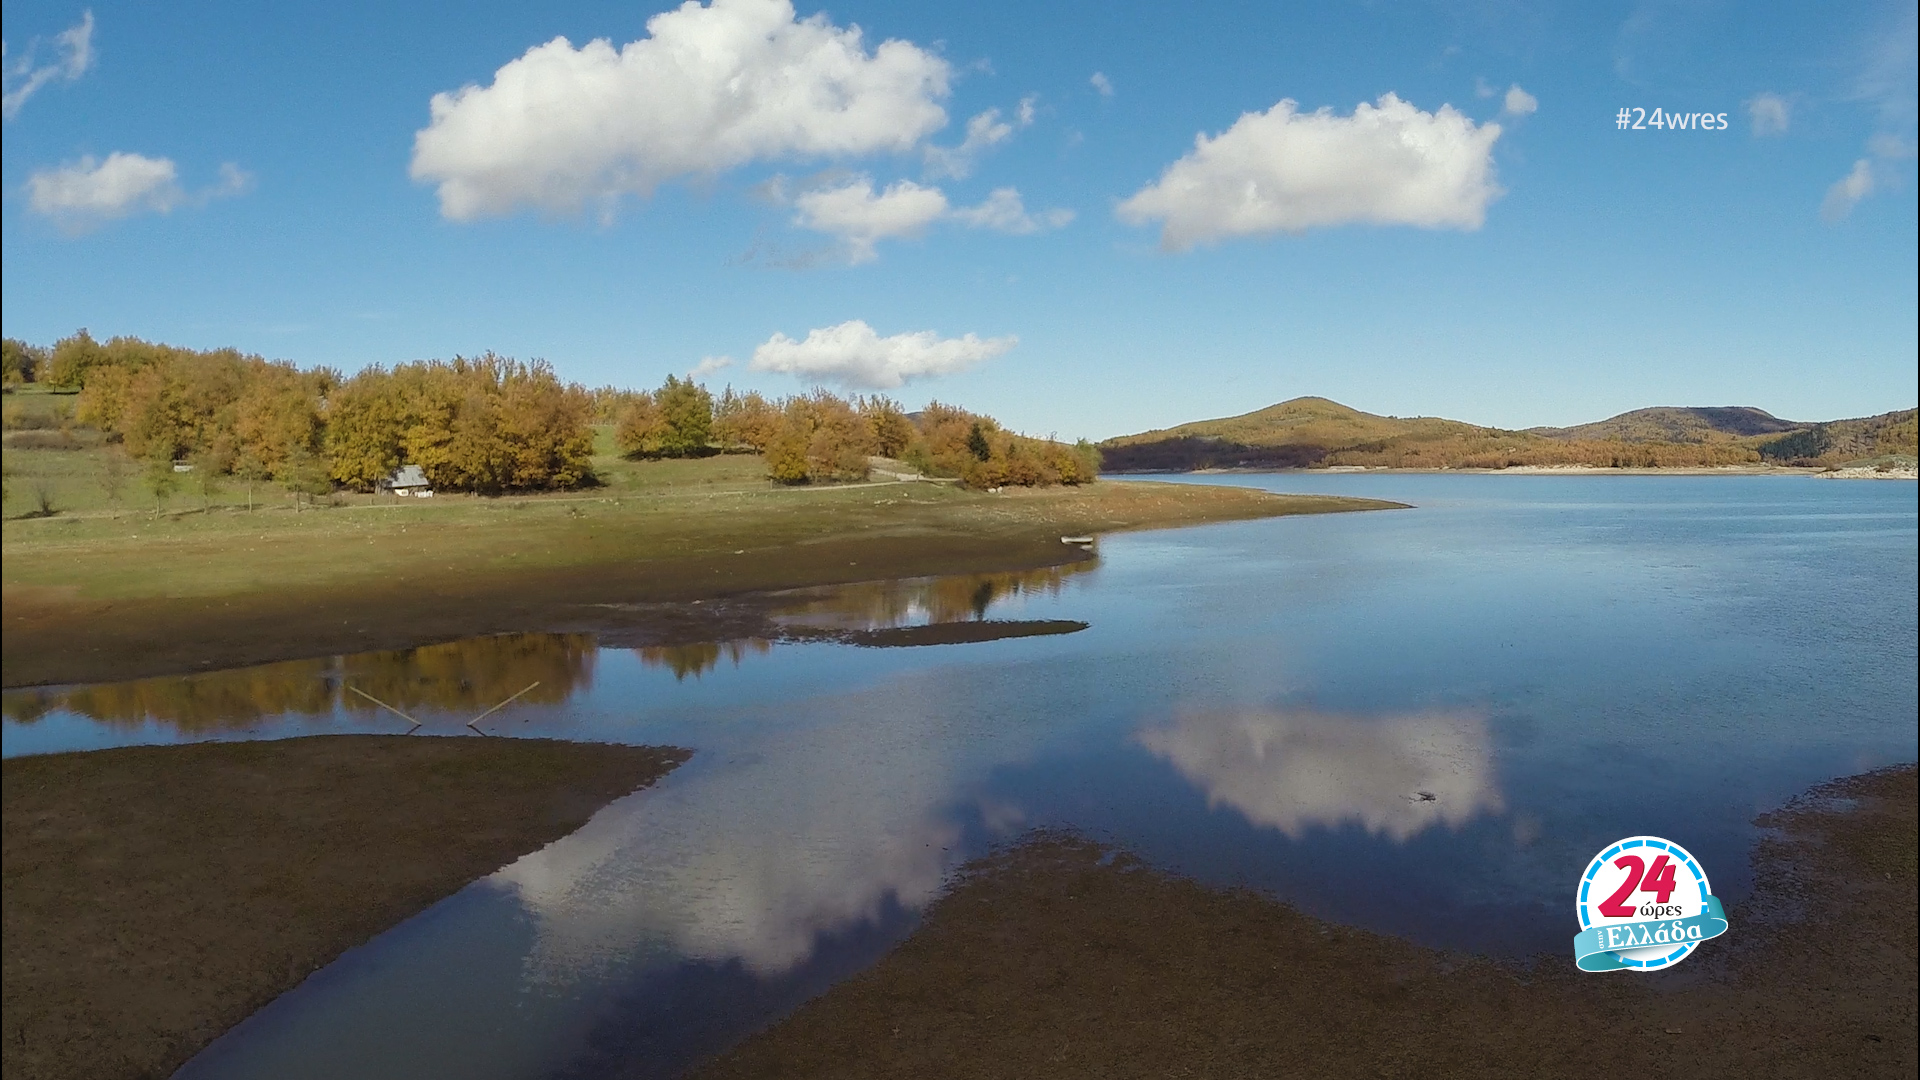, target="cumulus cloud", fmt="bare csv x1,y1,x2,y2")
688,355,734,380
1090,71,1114,97
1502,84,1538,116
791,177,950,262
750,320,1015,389
950,187,1074,234
1748,92,1791,136
1820,158,1875,222
1117,93,1504,250
3,10,94,120
784,175,1070,262
26,153,251,232
410,0,951,221
27,152,181,228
